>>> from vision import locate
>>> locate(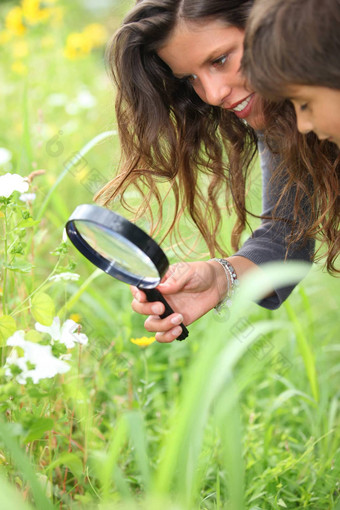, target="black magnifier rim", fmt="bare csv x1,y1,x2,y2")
65,204,169,289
